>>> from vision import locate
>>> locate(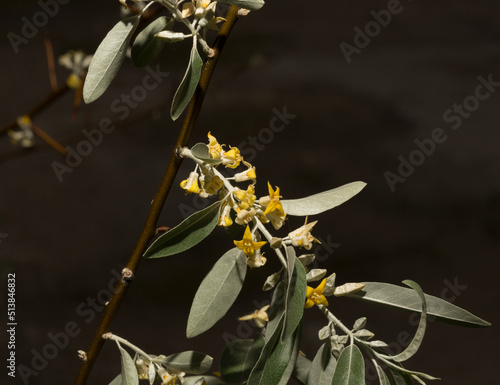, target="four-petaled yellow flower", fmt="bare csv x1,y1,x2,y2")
234,225,267,259
305,278,329,308
263,183,285,216
288,219,319,250
207,132,222,159
180,171,200,194
221,146,242,169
